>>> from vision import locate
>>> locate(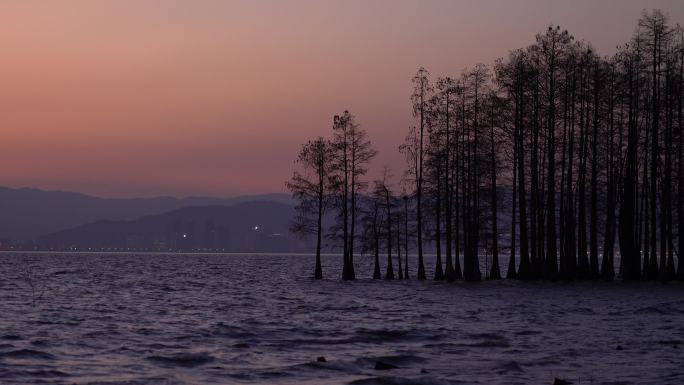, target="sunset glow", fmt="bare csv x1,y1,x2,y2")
1,0,682,197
